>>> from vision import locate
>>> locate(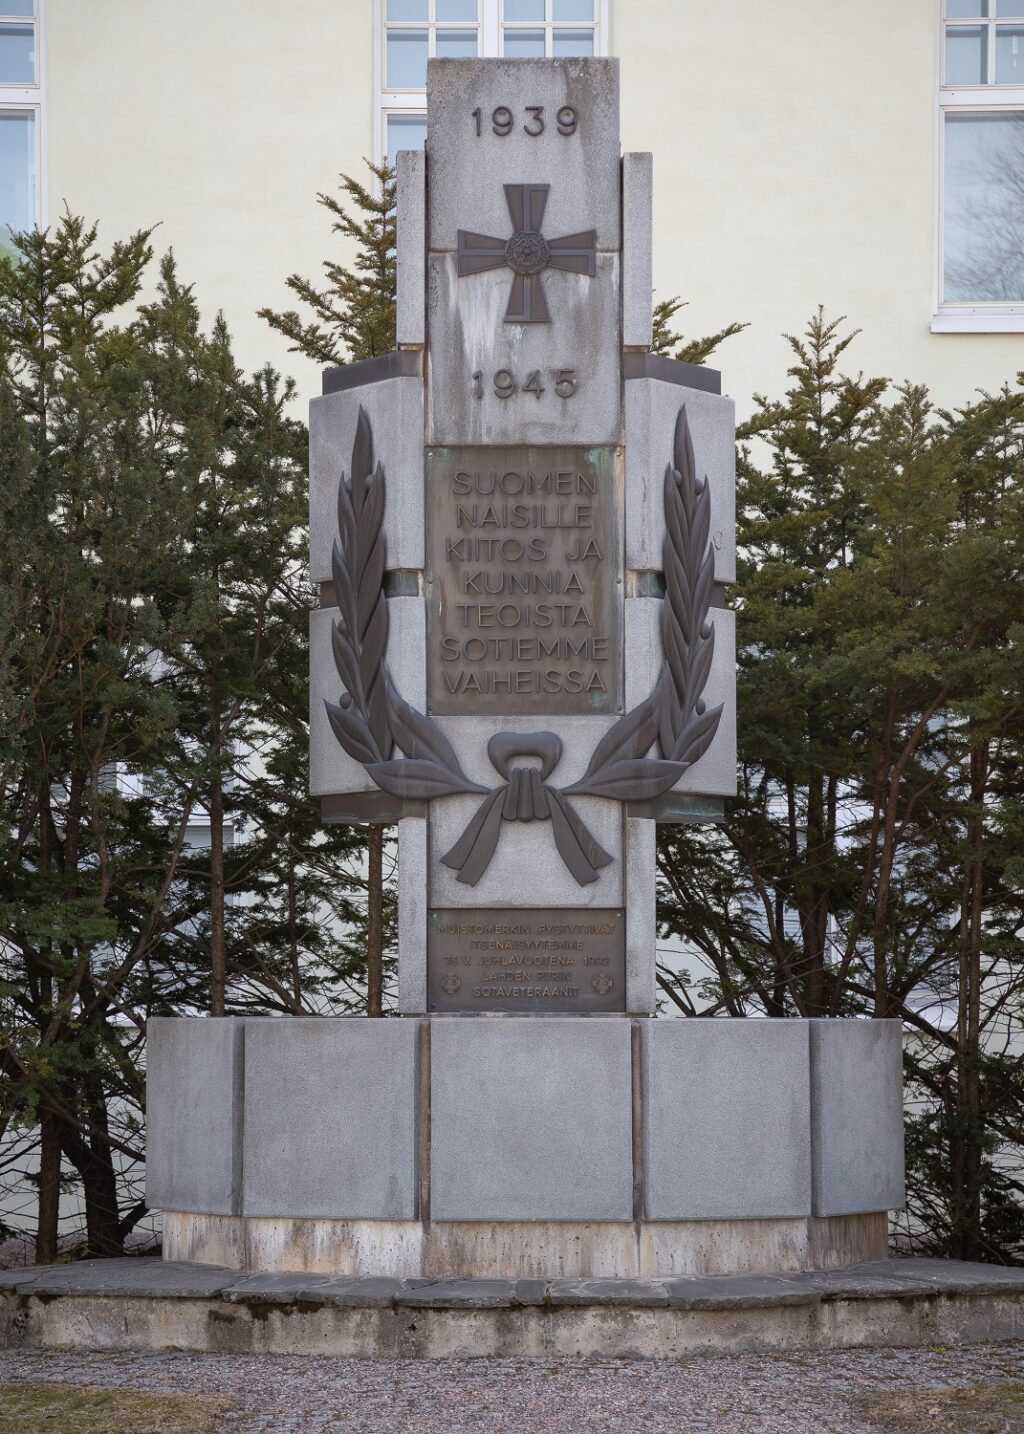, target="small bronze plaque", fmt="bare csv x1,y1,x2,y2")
428,907,626,1013
425,446,622,715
